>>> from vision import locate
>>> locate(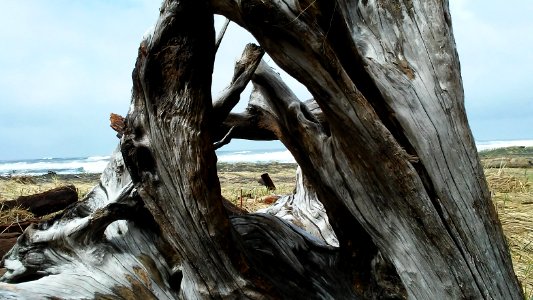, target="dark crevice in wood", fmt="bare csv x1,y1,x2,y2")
8,272,47,284
133,146,157,175
168,268,183,293
232,213,359,299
